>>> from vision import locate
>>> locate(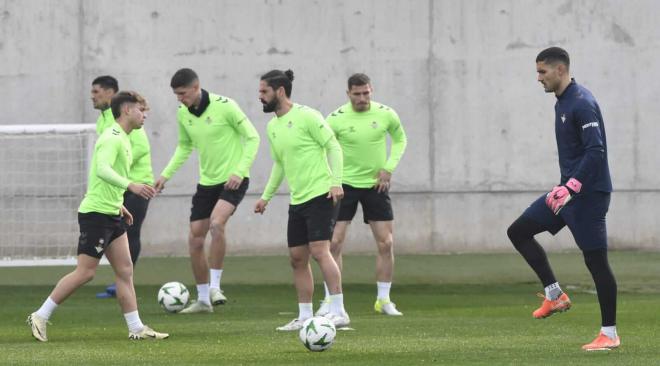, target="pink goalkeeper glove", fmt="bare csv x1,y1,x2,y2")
545,178,582,215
